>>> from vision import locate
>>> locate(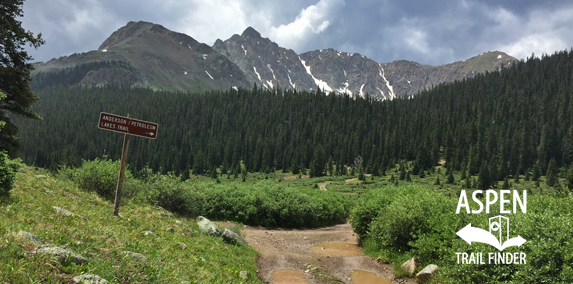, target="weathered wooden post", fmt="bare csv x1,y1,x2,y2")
113,131,131,216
